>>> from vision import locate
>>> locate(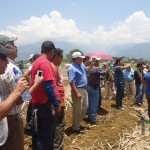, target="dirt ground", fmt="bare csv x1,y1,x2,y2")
23,82,147,150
